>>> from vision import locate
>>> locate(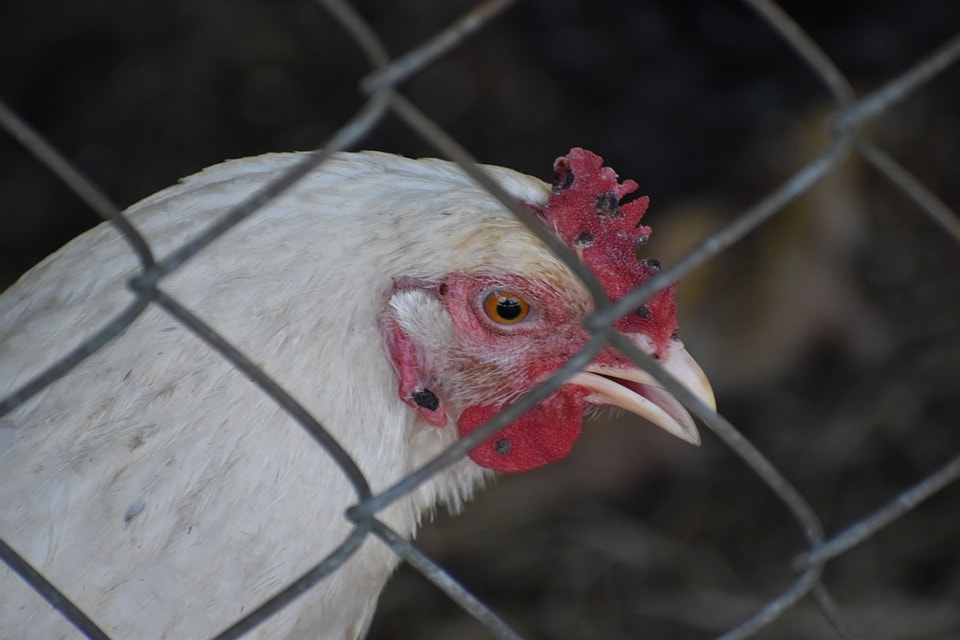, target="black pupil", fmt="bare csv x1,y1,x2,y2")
496,297,523,320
